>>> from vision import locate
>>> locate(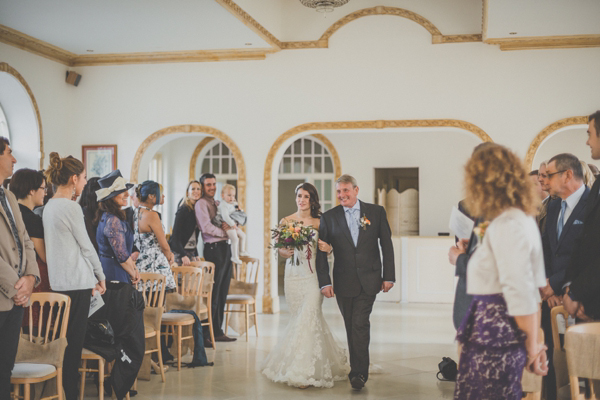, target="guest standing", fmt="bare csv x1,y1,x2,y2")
95,170,139,284
168,180,201,266
454,145,547,400
43,152,106,400
79,177,101,253
0,137,39,400
195,173,236,344
9,168,50,292
134,180,176,290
